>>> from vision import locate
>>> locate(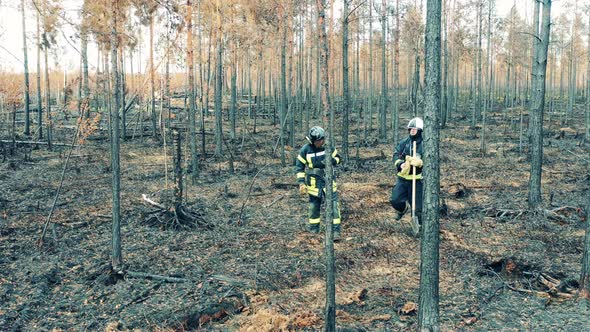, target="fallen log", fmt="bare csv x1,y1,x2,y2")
0,139,73,147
